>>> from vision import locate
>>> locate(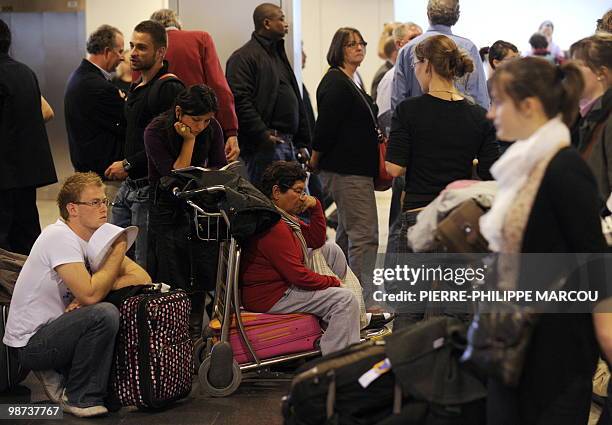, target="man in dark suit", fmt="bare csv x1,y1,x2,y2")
0,19,57,255
64,25,126,188
226,3,310,187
